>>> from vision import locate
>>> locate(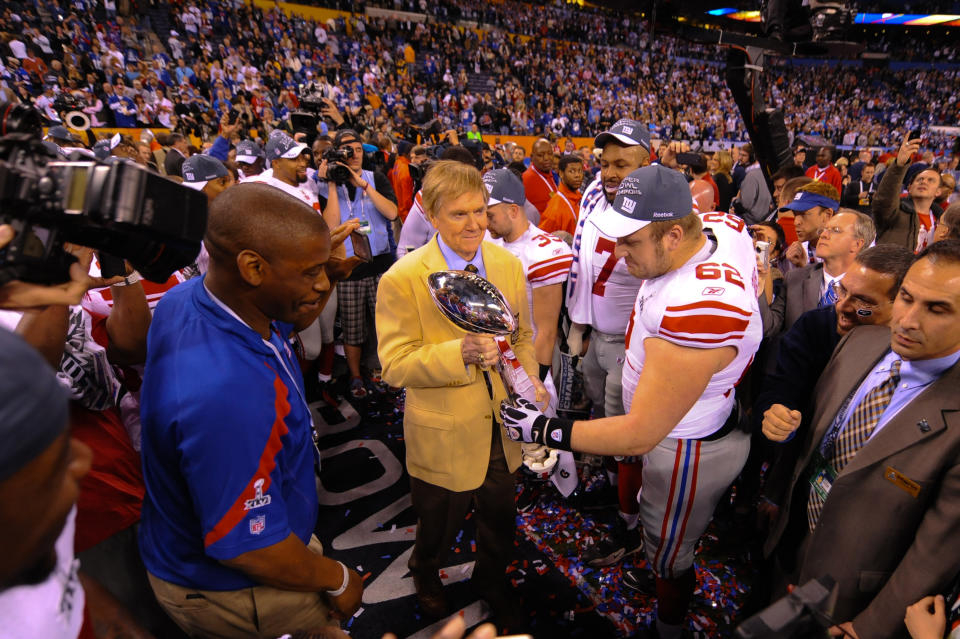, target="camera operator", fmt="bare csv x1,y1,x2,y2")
0,226,120,310
318,129,398,398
